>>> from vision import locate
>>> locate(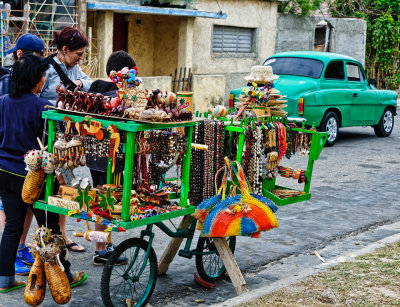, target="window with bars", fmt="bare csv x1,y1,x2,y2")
212,25,255,53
